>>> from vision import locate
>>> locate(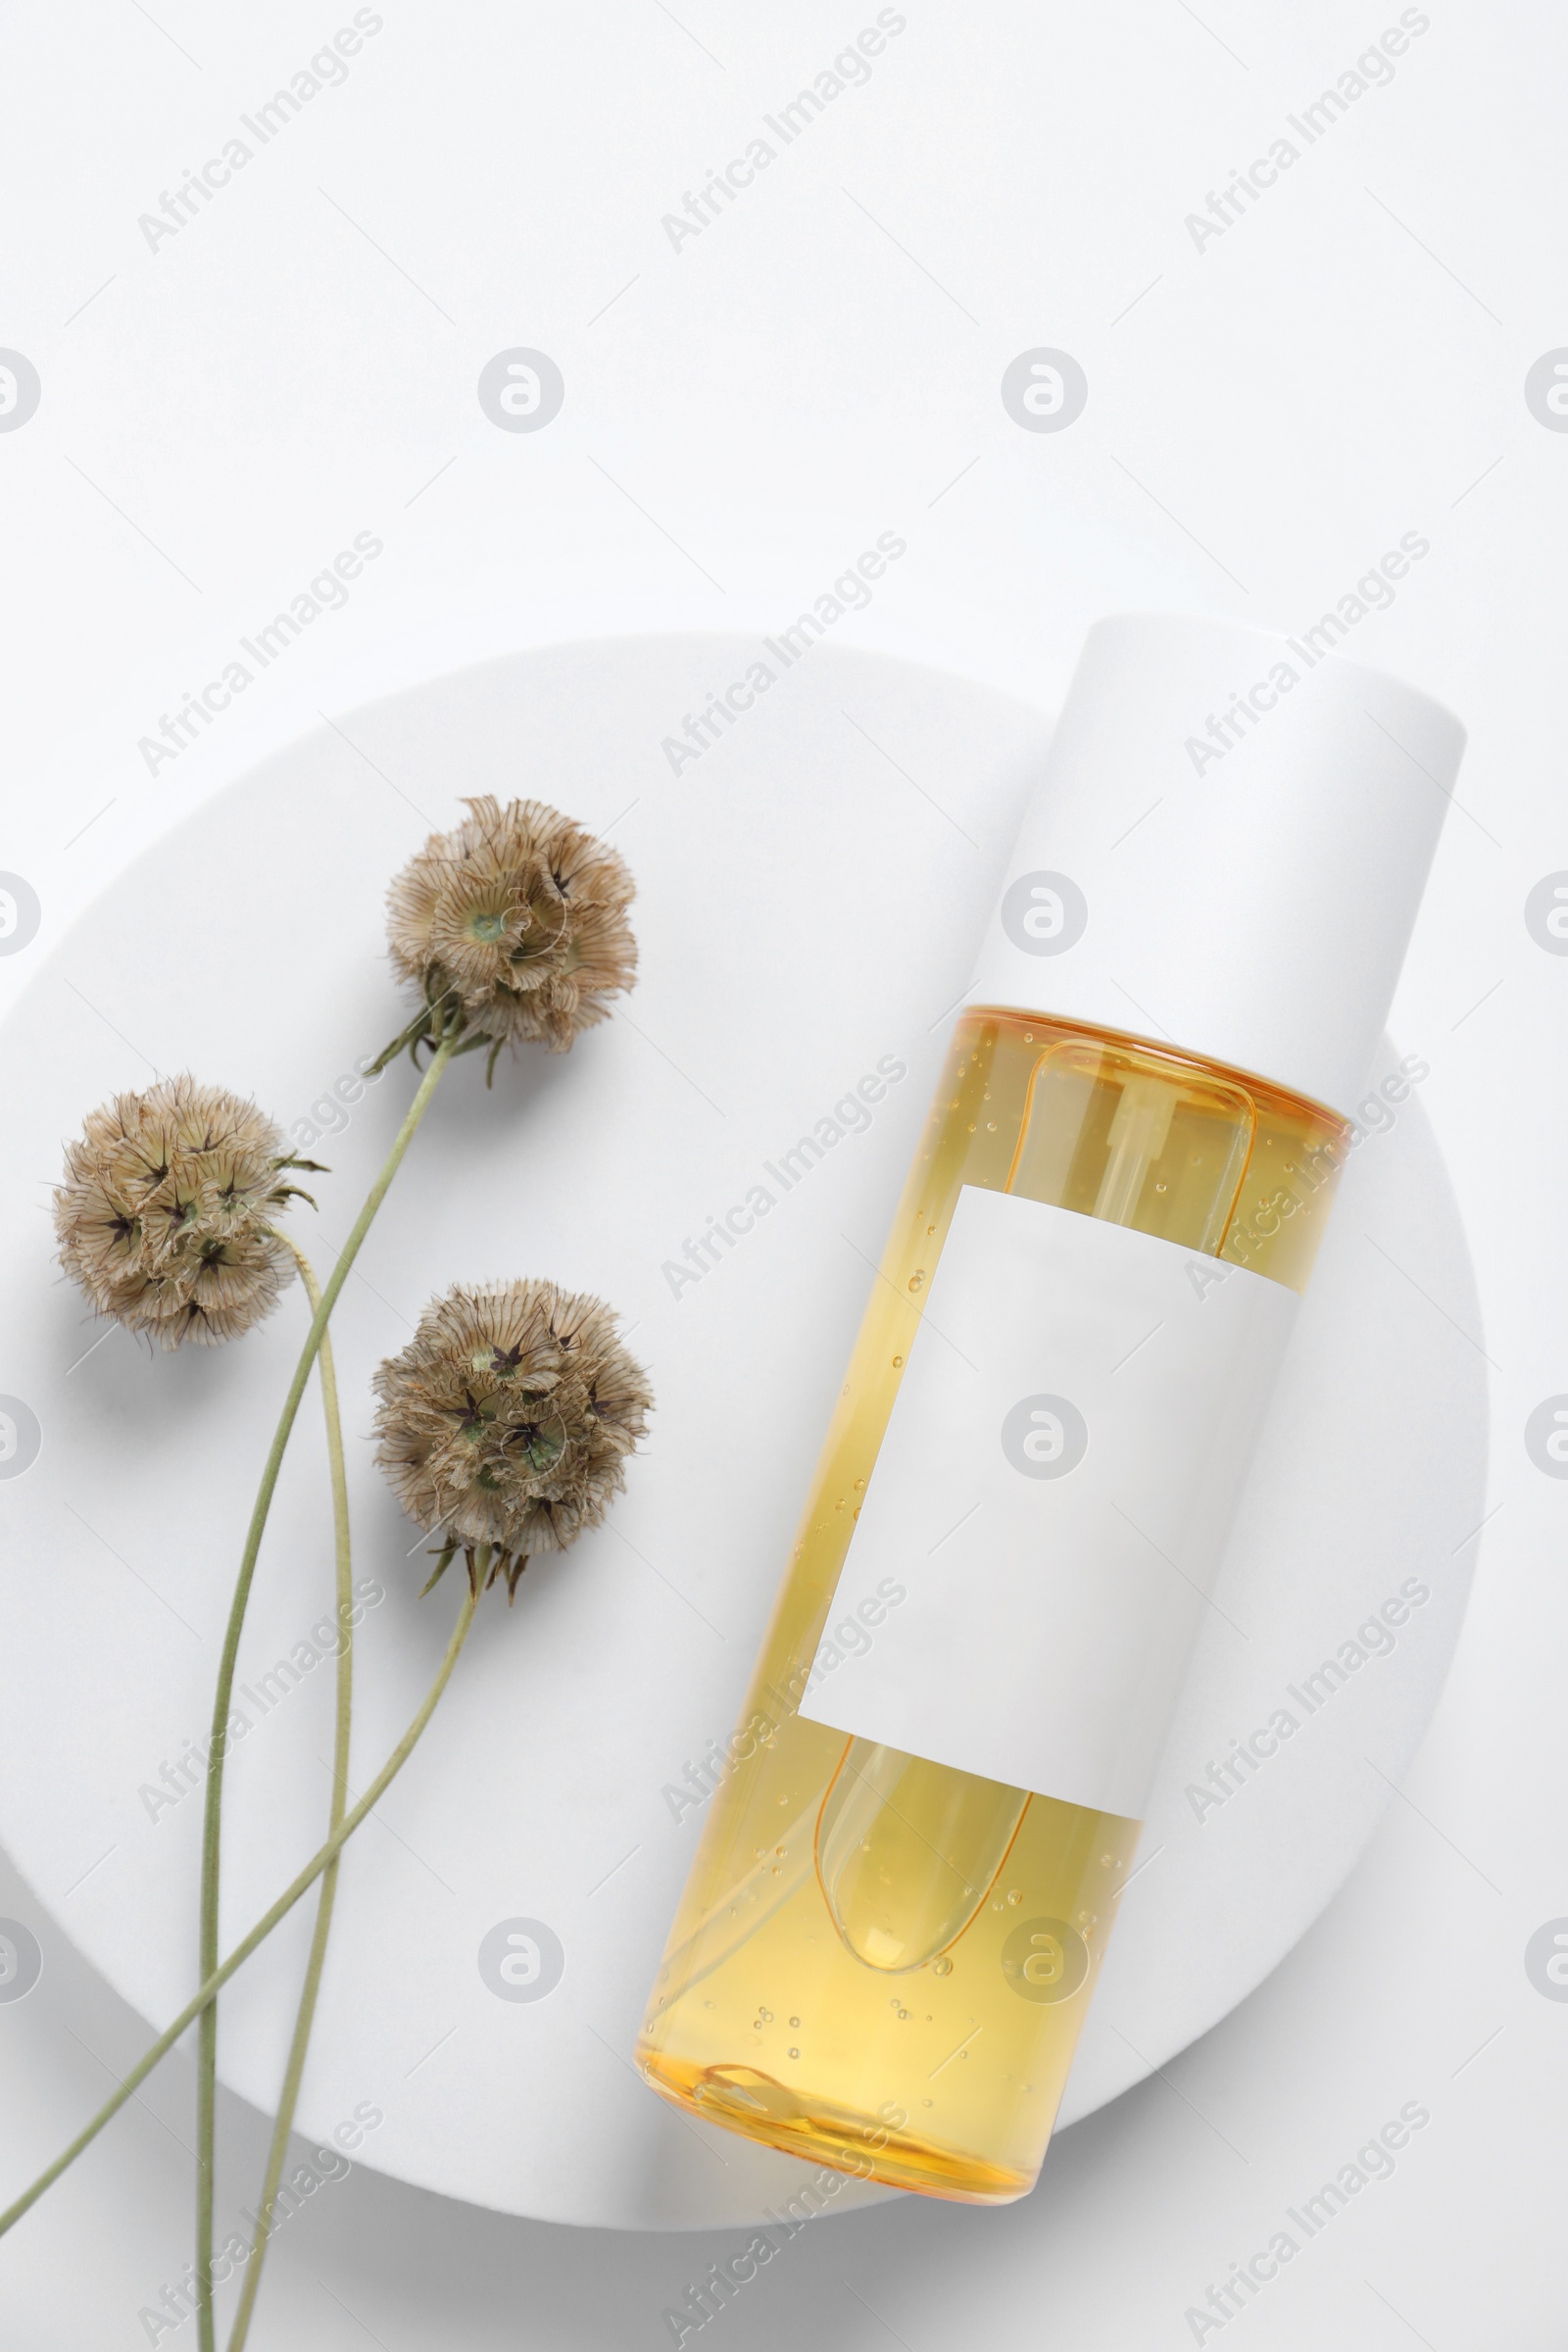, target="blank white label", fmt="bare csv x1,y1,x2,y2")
798,1184,1299,1818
